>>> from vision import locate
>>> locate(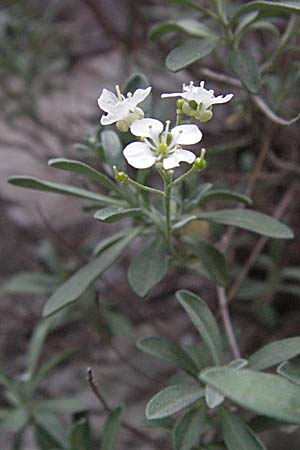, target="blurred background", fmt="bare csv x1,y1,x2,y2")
0,0,300,449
